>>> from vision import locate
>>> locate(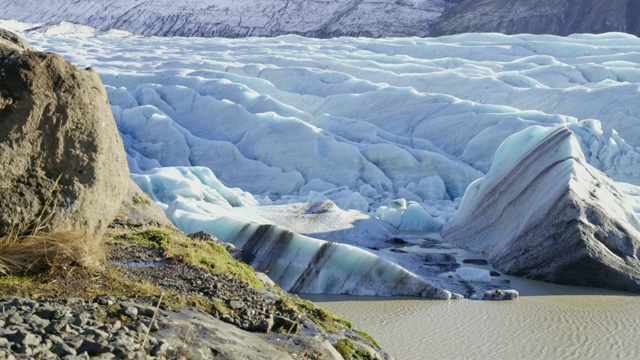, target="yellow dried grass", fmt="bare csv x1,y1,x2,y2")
0,231,103,276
